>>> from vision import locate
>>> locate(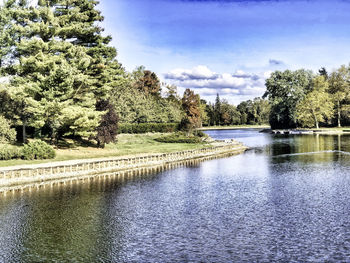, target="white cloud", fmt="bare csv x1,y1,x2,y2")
164,65,219,81
164,65,270,104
